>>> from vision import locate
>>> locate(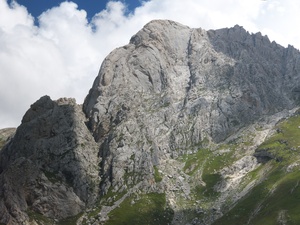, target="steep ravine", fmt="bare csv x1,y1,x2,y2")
1,20,300,225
